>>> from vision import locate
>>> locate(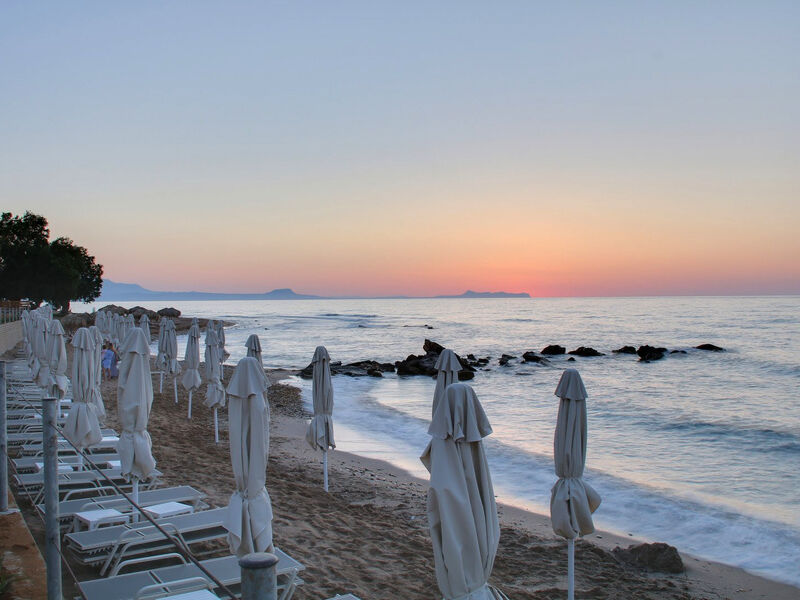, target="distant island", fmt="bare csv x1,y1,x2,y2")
97,280,530,301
